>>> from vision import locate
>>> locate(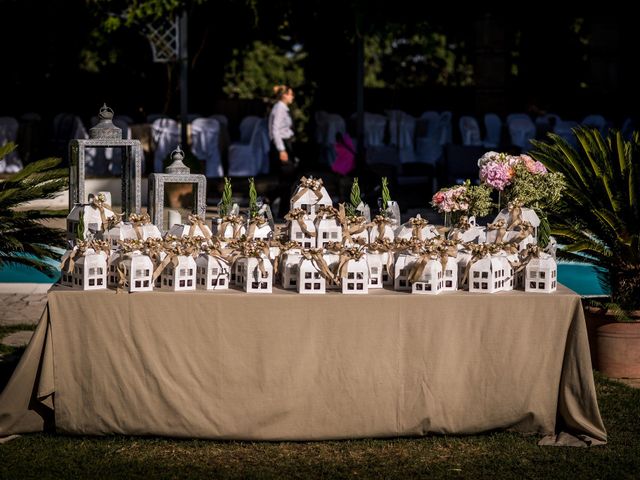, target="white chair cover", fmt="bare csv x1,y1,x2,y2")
483,113,502,148
190,117,223,178
52,113,97,172
0,116,22,173
228,116,269,176
439,111,453,146
581,114,607,135
386,110,416,164
508,116,536,151
553,120,580,148
458,115,482,146
622,117,636,141
415,111,443,165
152,118,180,172
363,112,387,148
315,112,346,165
